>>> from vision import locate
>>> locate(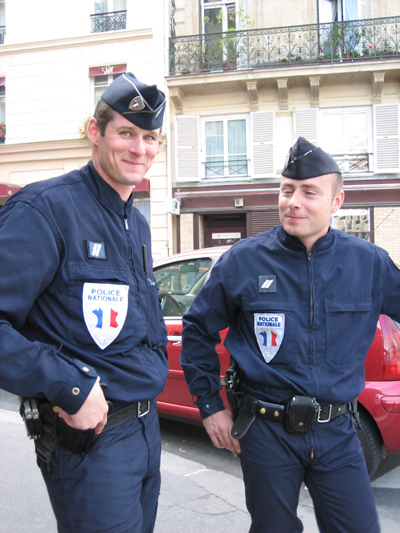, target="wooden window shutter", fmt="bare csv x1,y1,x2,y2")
373,104,400,174
175,116,201,182
251,210,280,236
251,111,275,178
293,108,318,145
